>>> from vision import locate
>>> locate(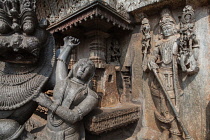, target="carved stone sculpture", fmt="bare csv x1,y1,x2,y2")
34,36,98,140
179,5,199,74
107,39,121,65
0,0,54,139
141,17,151,71
145,7,199,140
